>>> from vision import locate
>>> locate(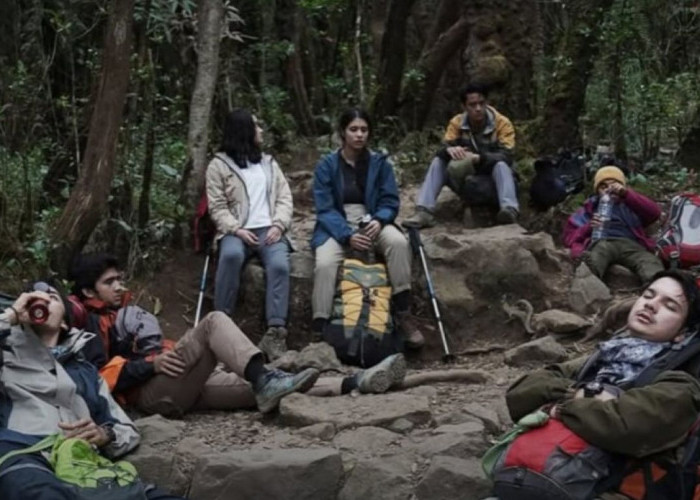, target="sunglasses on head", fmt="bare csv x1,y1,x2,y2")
30,281,57,295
